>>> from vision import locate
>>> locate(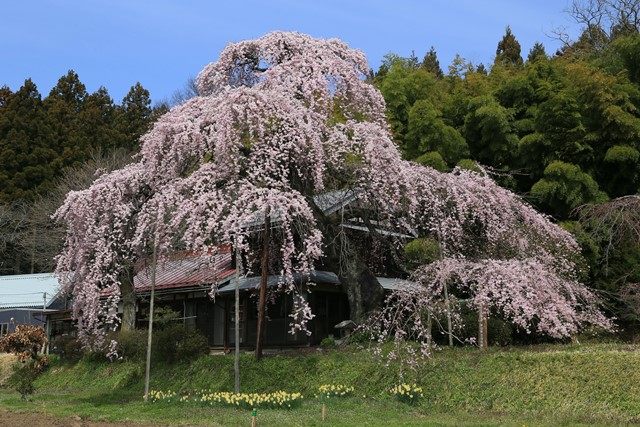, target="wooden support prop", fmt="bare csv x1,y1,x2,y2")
143,231,158,401
478,304,488,351
251,408,257,427
255,212,271,360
